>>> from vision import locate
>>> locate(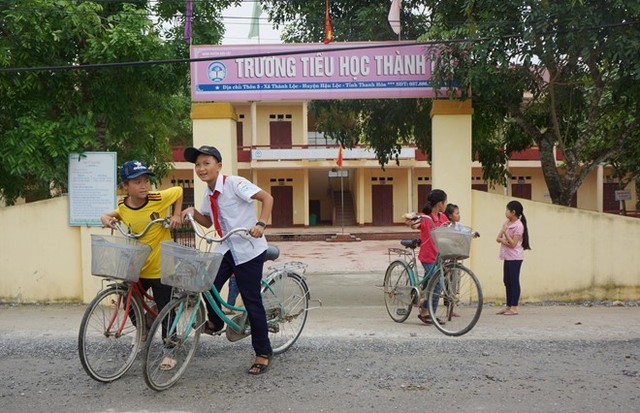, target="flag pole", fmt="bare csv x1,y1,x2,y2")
340,170,344,234
336,145,345,234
